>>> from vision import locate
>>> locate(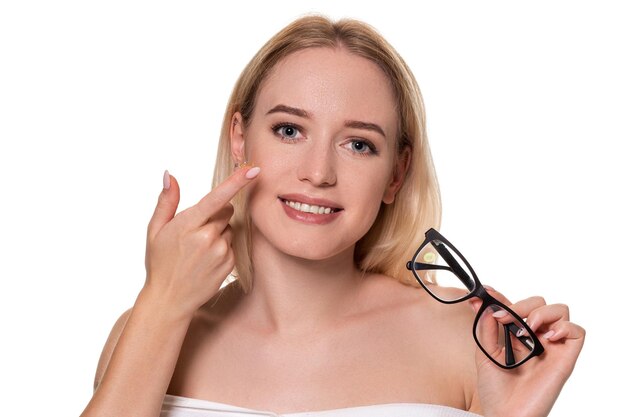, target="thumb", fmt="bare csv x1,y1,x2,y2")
147,170,180,242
